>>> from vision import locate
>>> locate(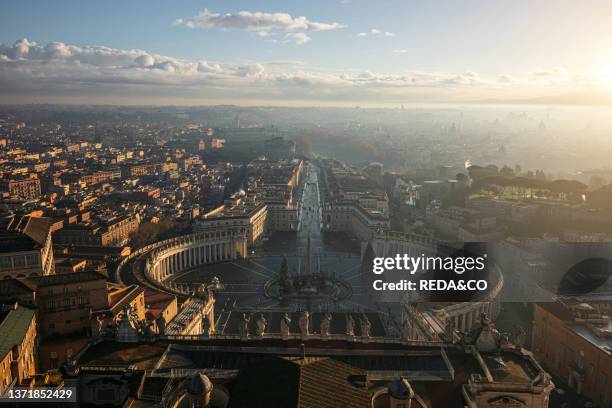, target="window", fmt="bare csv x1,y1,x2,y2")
13,256,26,268
0,257,11,269
25,254,39,266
